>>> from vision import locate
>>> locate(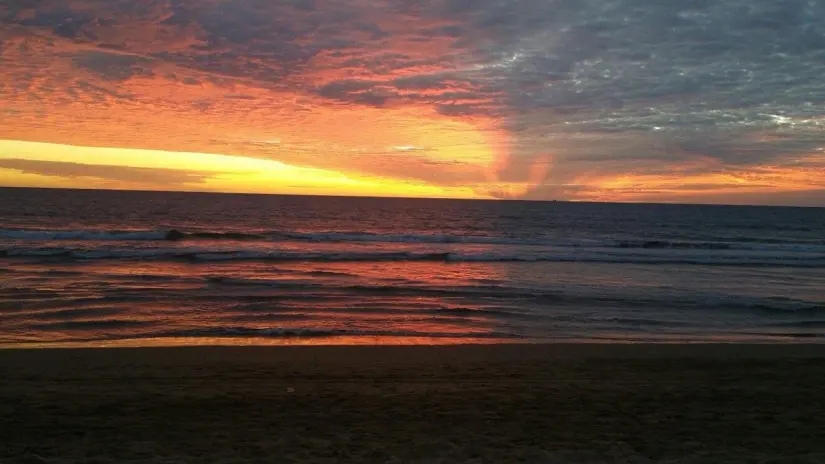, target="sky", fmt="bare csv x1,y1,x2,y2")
1,0,825,205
